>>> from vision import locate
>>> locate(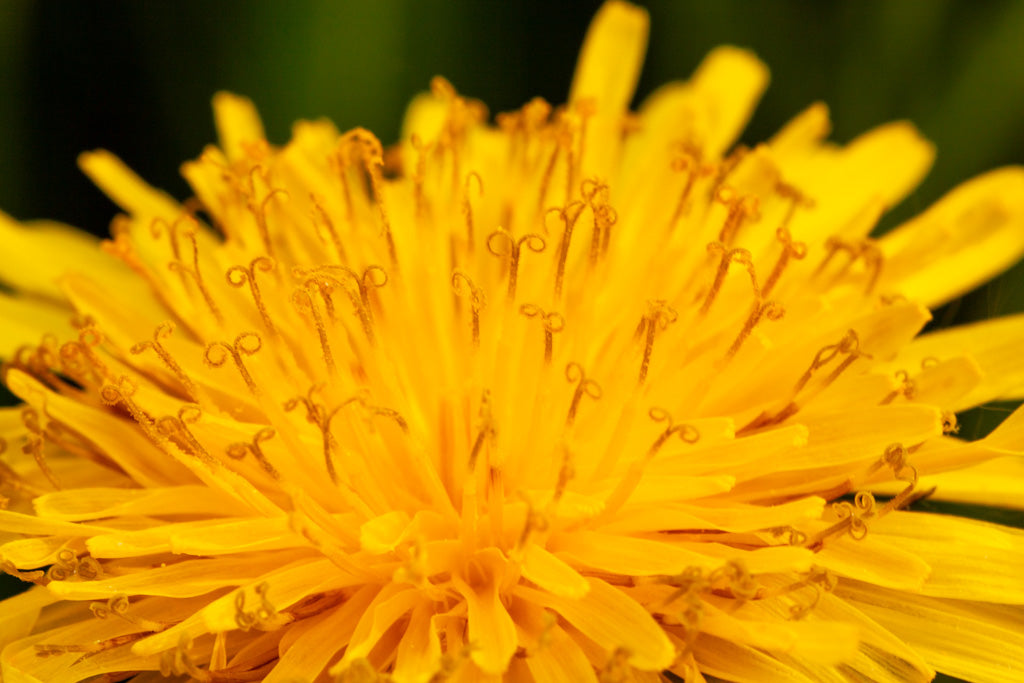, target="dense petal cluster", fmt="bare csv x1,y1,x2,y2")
2,2,1024,681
